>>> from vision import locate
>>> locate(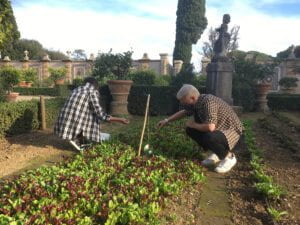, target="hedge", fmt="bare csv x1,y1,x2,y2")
0,98,65,137
13,86,70,97
0,85,207,137
267,93,300,111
